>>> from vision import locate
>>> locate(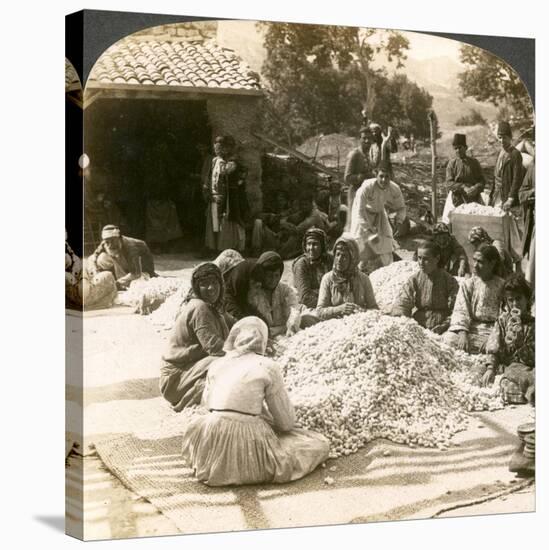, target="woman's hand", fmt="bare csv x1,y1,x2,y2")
481,368,495,388
269,326,286,338
338,303,360,316
457,331,469,352
431,321,449,335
